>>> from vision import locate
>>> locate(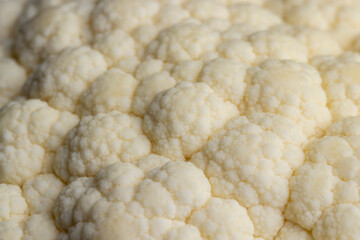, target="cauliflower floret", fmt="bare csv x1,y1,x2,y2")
14,1,94,70
217,39,256,64
91,0,236,52
132,71,177,117
134,56,248,110
54,111,151,182
189,198,254,240
0,167,67,240
131,4,189,52
0,58,27,107
198,58,248,106
143,82,239,160
131,59,202,114
91,0,160,34
244,59,331,137
0,184,28,223
312,204,360,240
22,174,64,214
191,113,306,239
270,24,342,57
0,220,23,240
218,29,309,65
171,60,203,82
23,46,107,113
54,161,212,239
22,213,59,240
312,53,360,121
326,115,360,137
283,1,360,49
92,29,136,66
247,30,308,64
21,173,64,240
145,22,220,63
130,60,176,118
133,57,248,117
78,68,138,116
0,99,79,185
285,116,360,238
